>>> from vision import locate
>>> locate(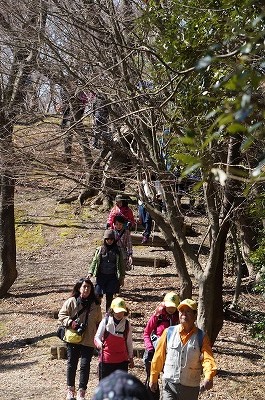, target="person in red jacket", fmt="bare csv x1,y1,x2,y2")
143,292,180,400
107,194,136,230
